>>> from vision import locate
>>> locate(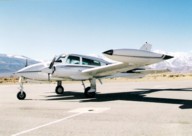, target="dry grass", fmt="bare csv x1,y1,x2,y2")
0,77,19,84
146,73,192,80
110,72,192,82
0,73,192,84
